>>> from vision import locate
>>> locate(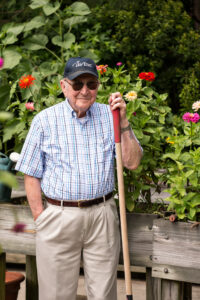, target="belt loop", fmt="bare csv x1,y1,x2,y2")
61,200,64,210
103,195,106,205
